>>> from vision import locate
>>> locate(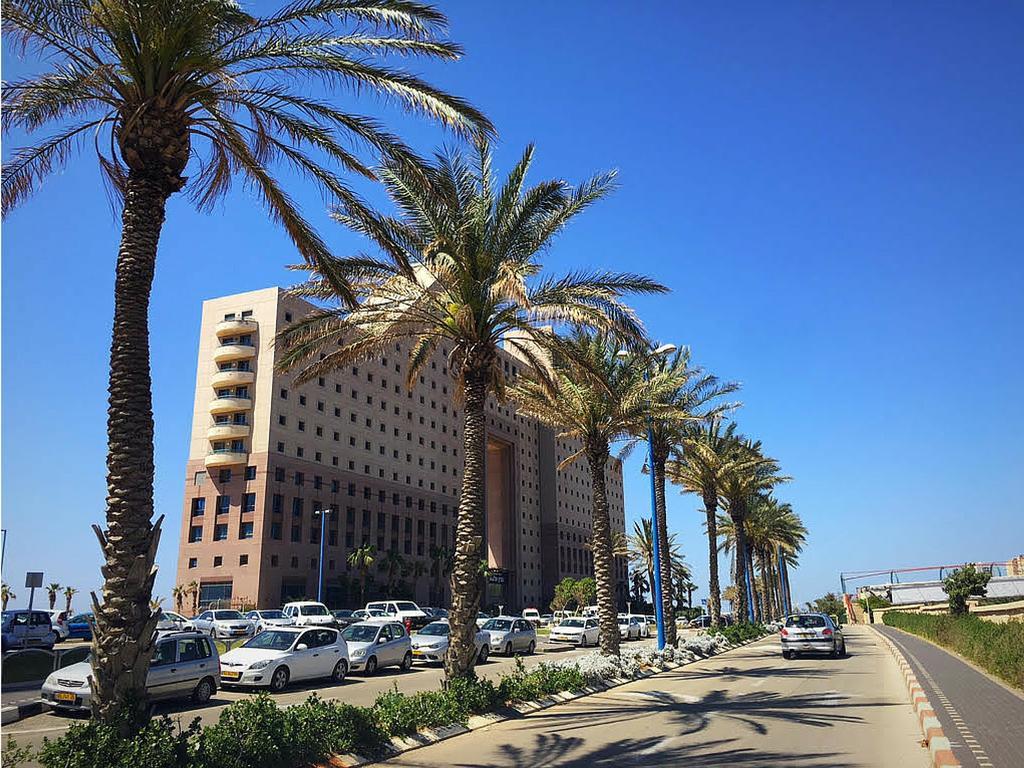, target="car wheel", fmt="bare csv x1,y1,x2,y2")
401,651,413,671
365,656,378,675
579,635,587,648
527,640,536,655
840,640,848,657
269,666,290,692
192,676,215,704
477,645,489,663
331,659,348,683
782,650,792,660
504,642,512,656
